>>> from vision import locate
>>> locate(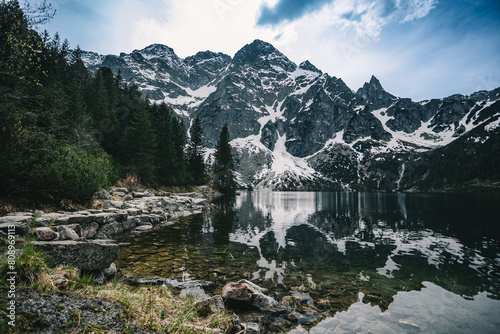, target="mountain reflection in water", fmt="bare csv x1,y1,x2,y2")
116,191,500,333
